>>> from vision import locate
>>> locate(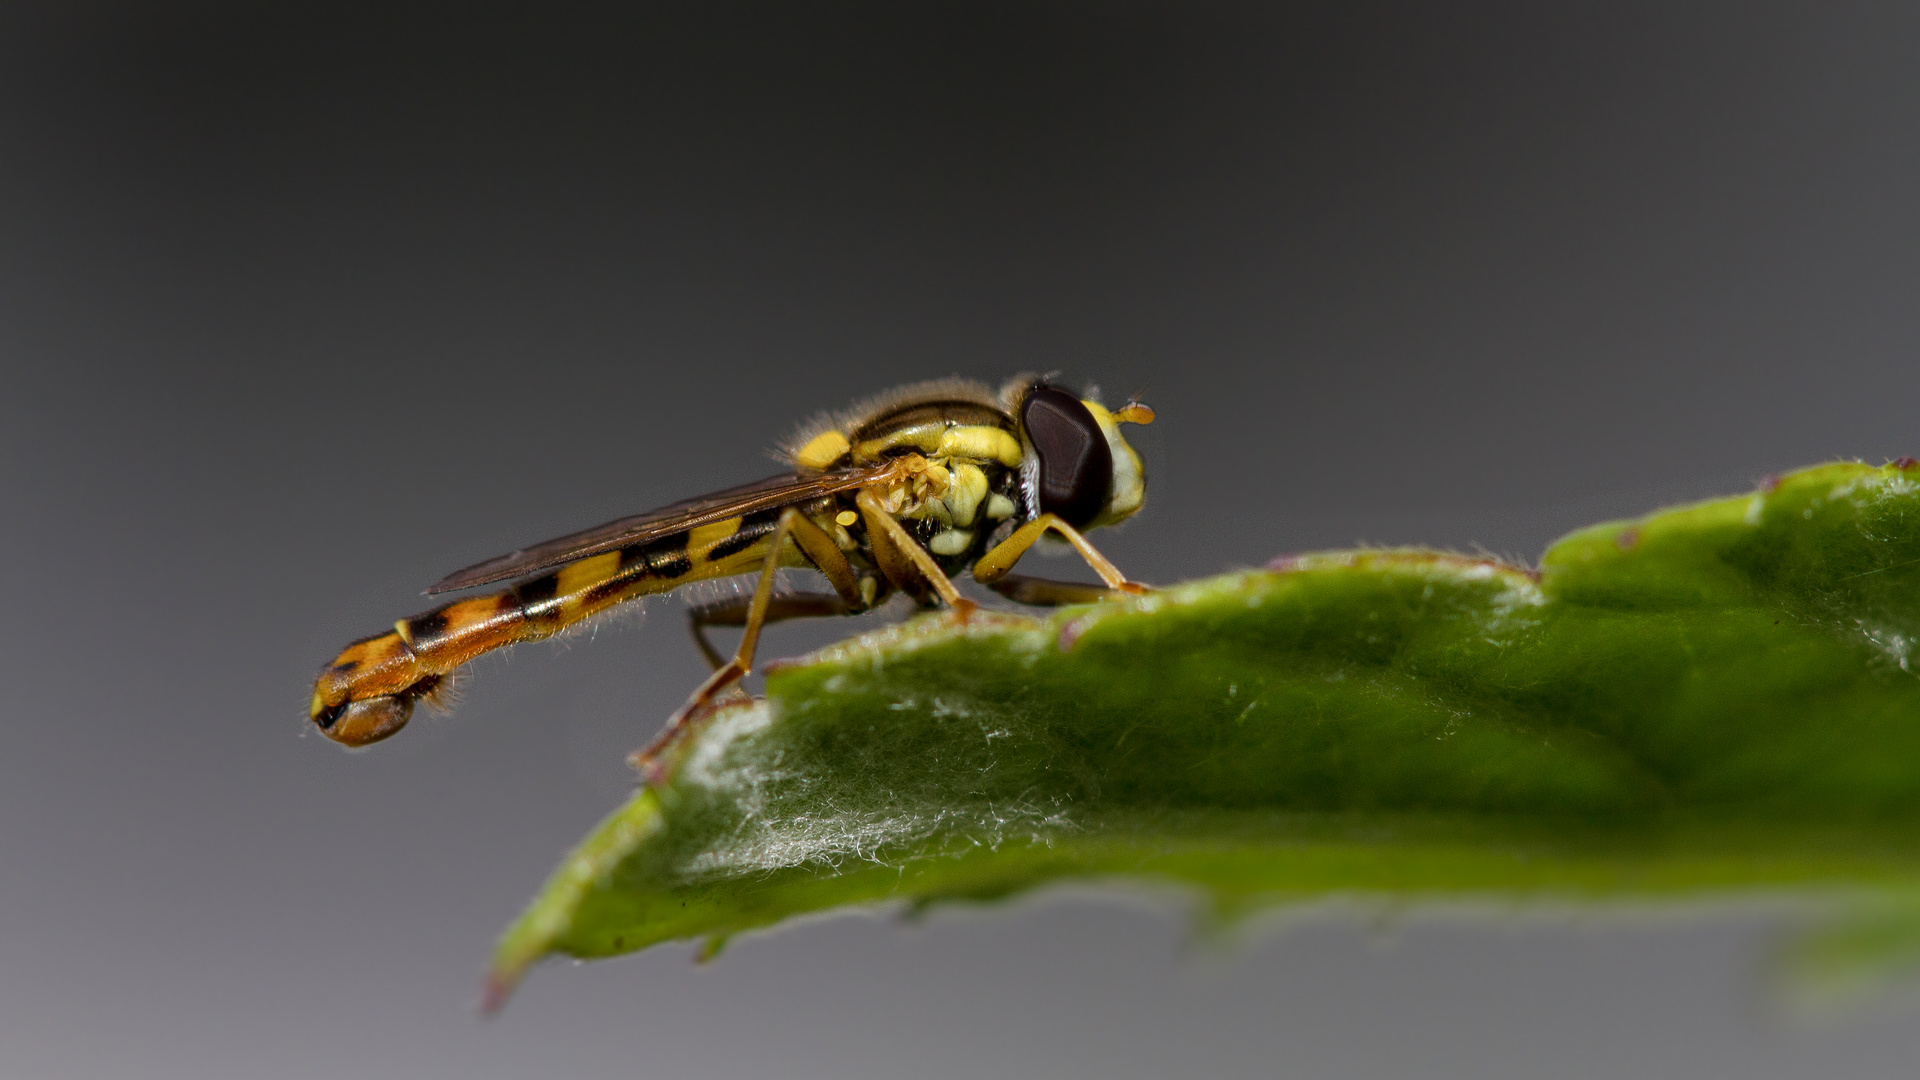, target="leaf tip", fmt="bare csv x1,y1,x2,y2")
477,967,521,1018
694,934,730,964
480,789,667,1011
483,904,559,1016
